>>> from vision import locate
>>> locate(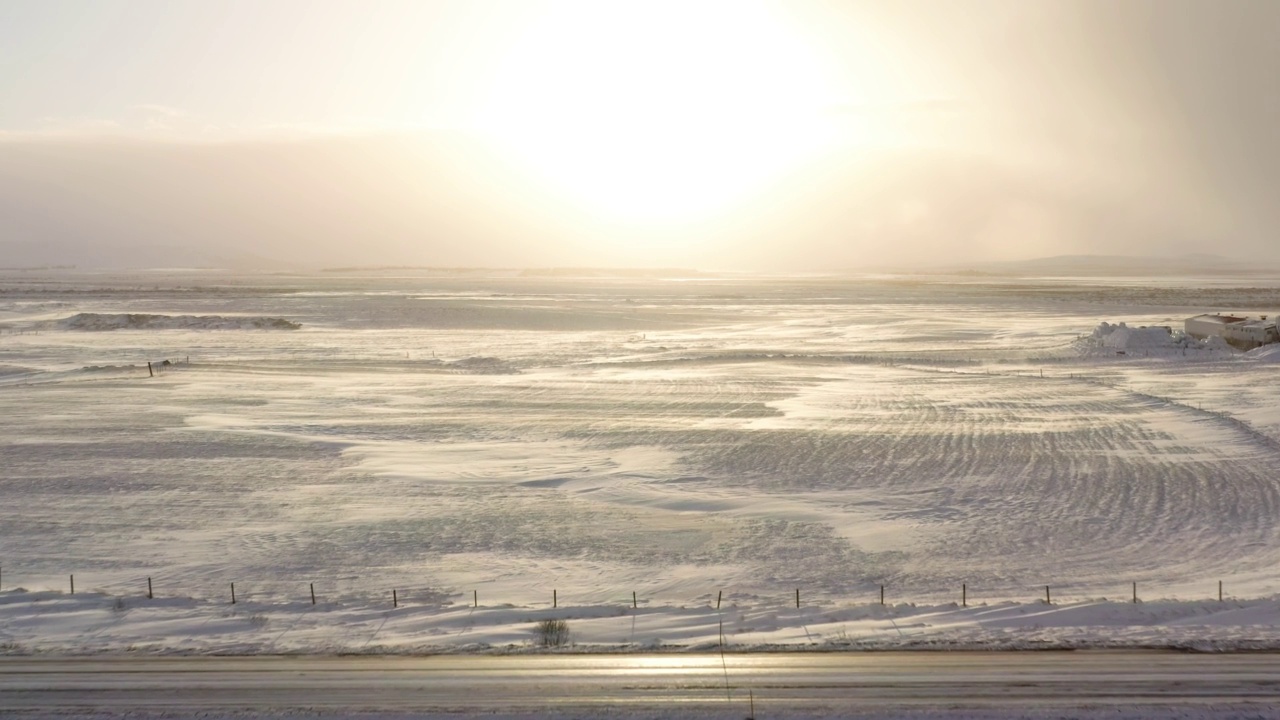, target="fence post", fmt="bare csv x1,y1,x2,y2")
231,582,236,604
962,583,966,607
1132,582,1137,604
474,589,478,608
70,575,75,595
716,590,722,610
633,591,637,609
393,589,398,608
1045,585,1051,604
795,588,800,609
147,577,153,599
553,589,557,609
879,585,884,606
310,583,316,605
1219,580,1223,602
